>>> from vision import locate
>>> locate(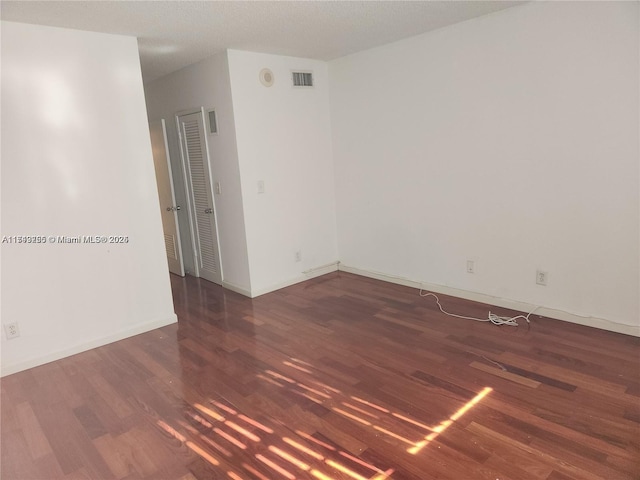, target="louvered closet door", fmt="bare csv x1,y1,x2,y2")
179,112,222,285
